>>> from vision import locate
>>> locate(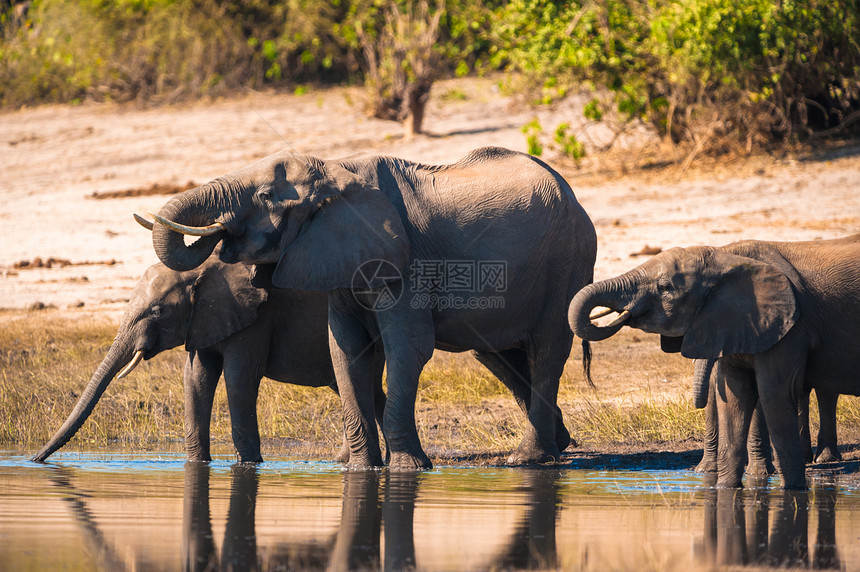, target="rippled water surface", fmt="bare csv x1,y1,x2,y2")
1,451,859,570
